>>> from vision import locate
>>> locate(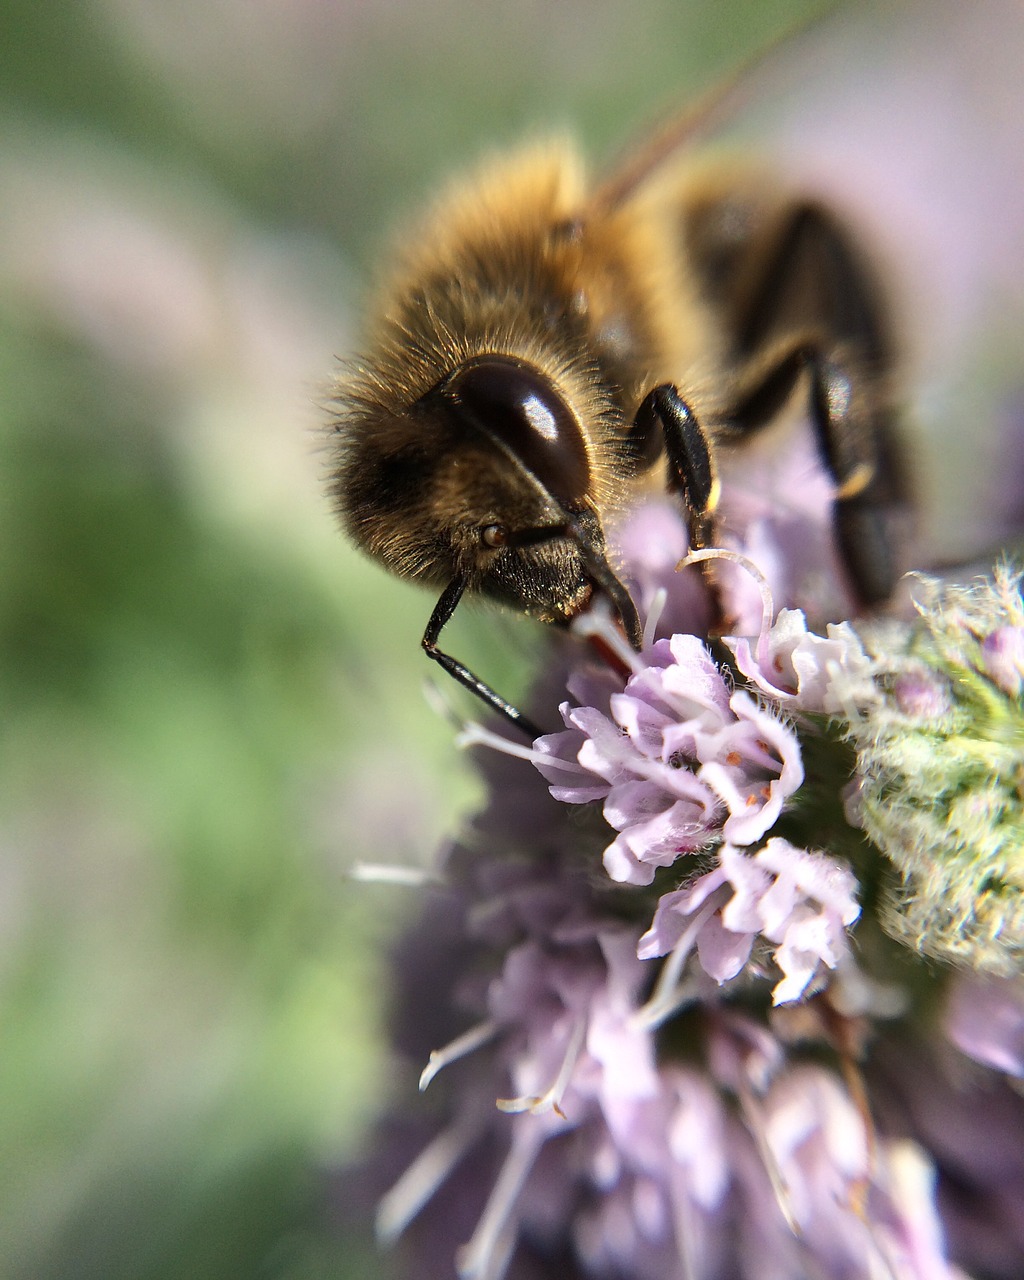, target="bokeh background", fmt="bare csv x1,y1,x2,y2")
1,1,1022,1277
